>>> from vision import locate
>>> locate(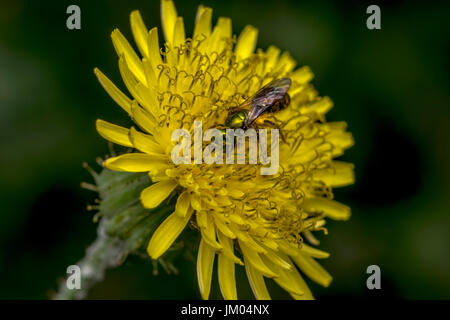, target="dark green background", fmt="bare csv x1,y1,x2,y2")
1,0,449,299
